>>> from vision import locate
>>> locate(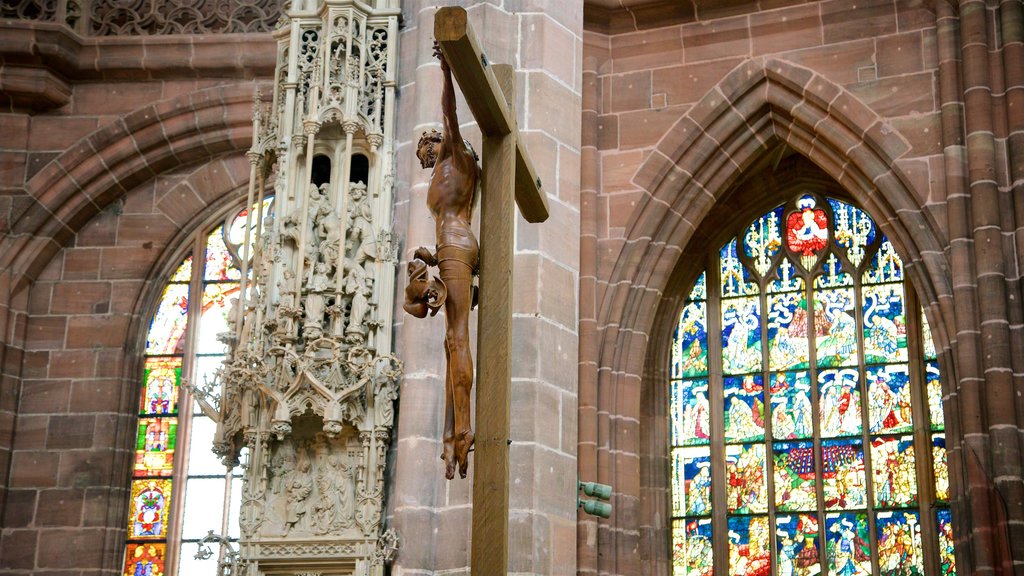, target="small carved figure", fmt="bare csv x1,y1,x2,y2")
304,262,330,339
346,181,376,275
405,41,481,479
319,210,343,272
284,457,313,535
345,267,374,342
403,259,446,318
